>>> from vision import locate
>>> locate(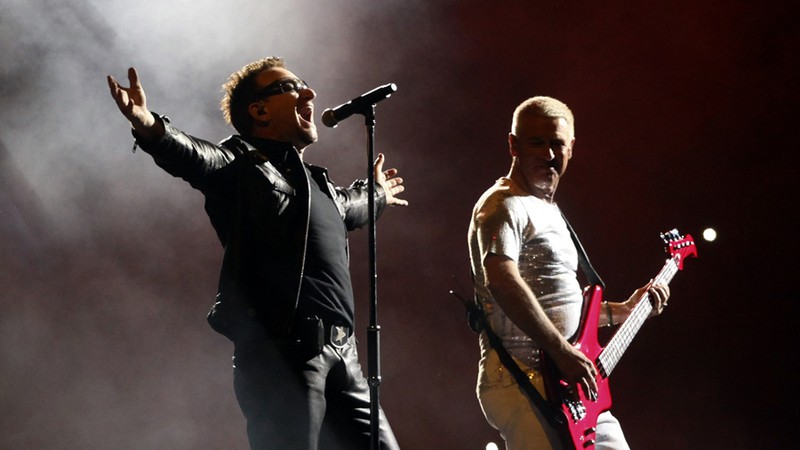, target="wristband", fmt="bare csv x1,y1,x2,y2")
604,301,614,327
